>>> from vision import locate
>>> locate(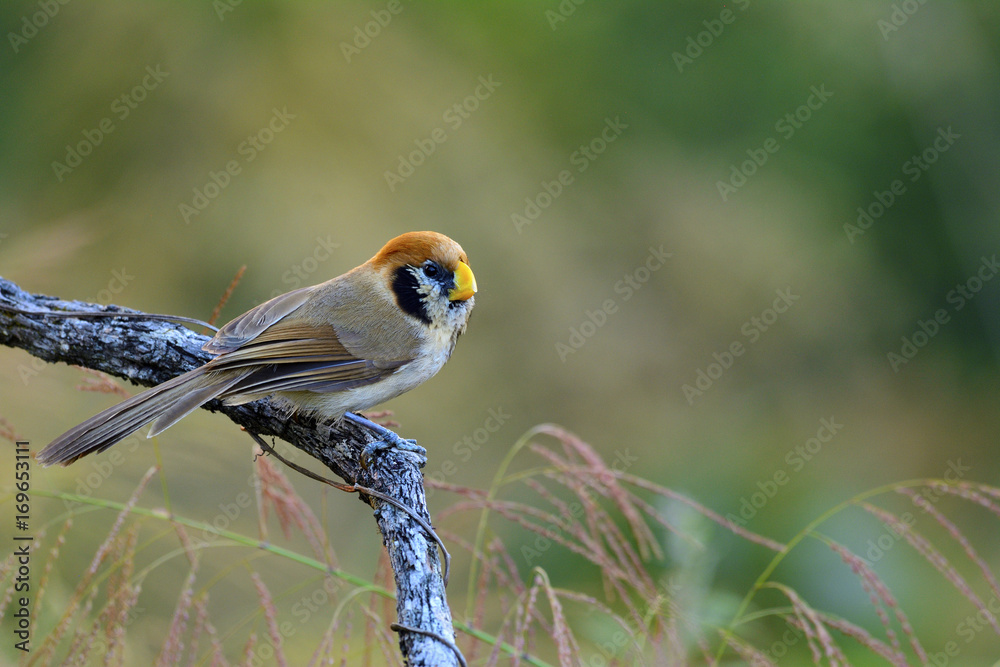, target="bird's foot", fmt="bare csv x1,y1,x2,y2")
345,412,427,466
363,433,427,462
